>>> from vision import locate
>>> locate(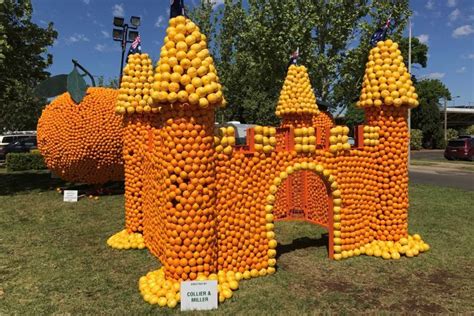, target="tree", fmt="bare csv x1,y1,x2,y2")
97,76,120,89
189,0,411,125
412,79,451,148
0,0,57,131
